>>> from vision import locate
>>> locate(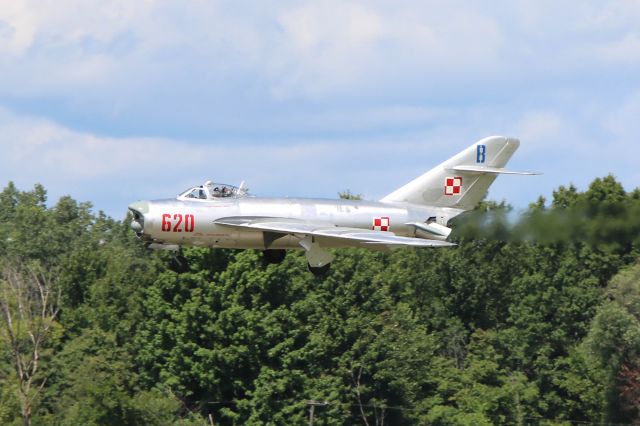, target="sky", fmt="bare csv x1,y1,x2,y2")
0,0,639,219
